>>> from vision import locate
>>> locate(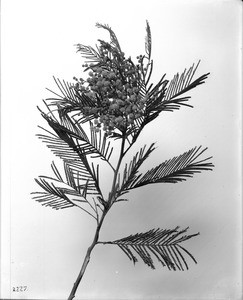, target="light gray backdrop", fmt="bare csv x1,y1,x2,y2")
1,0,242,299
